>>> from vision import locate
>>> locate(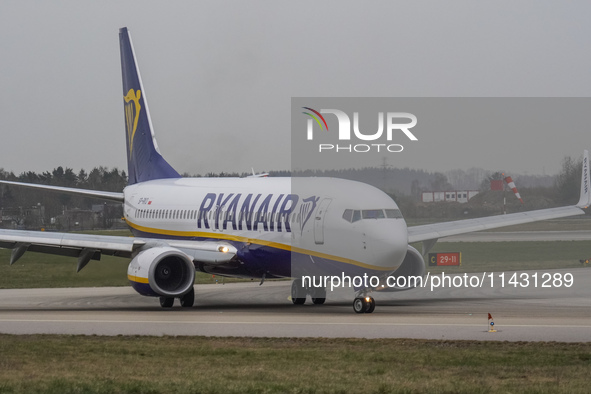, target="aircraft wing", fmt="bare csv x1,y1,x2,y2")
0,229,237,272
409,149,590,244
407,205,585,243
0,180,124,202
